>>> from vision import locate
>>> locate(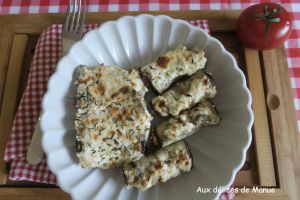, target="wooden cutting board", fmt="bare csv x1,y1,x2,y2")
0,10,299,200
